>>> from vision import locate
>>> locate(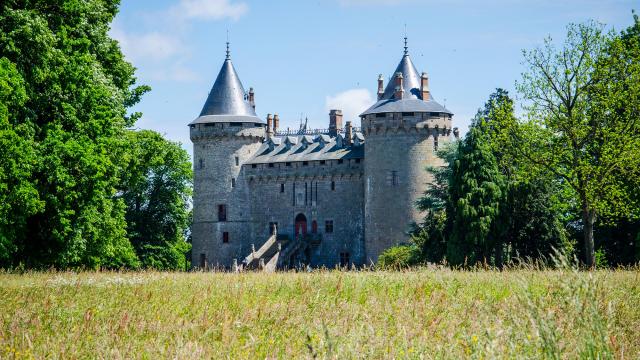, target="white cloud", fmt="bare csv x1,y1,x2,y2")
111,26,183,63
171,0,249,21
325,89,374,125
